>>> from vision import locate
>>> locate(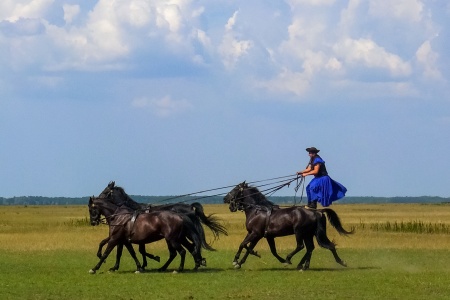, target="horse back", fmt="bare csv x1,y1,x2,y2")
266,206,318,236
